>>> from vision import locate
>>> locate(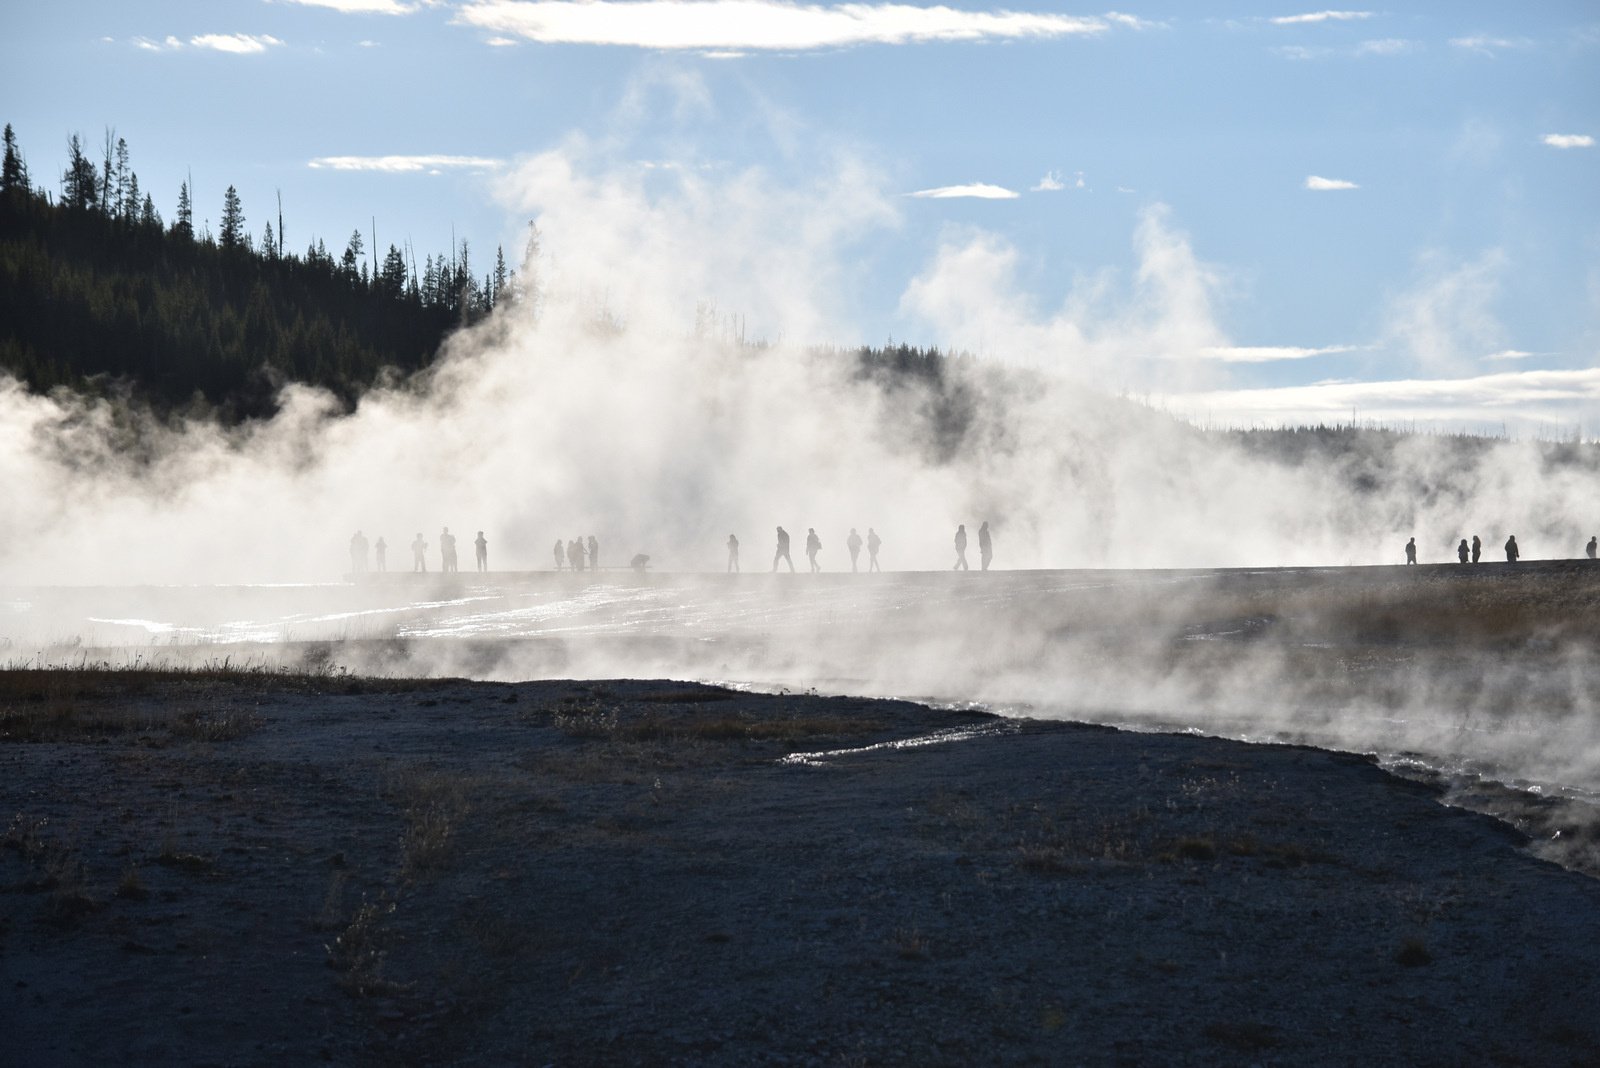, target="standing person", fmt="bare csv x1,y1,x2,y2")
846,528,863,572
374,537,387,572
411,533,428,572
867,528,881,572
554,539,565,571
569,538,585,572
440,527,458,573
978,521,993,572
475,531,488,572
1458,539,1470,564
1505,535,1519,563
727,534,740,573
1587,536,1597,560
1471,535,1481,564
773,527,795,572
953,525,969,571
805,528,822,573
1404,537,1417,565
349,531,368,574
587,536,599,571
